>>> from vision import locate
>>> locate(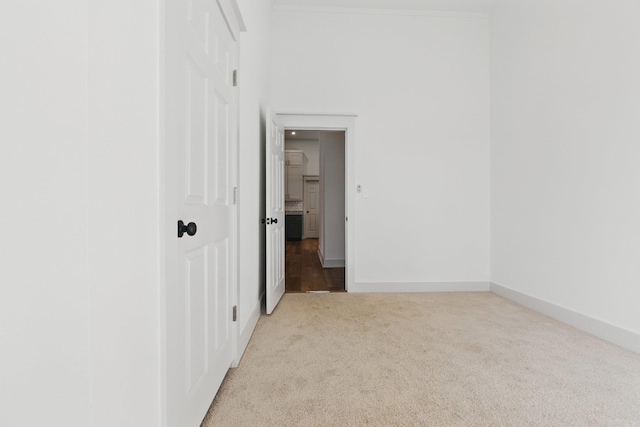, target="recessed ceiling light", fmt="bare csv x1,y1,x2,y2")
291,131,296,135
